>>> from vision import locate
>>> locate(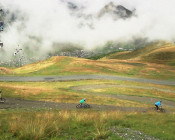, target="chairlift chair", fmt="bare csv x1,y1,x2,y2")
0,42,3,48
0,21,4,31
